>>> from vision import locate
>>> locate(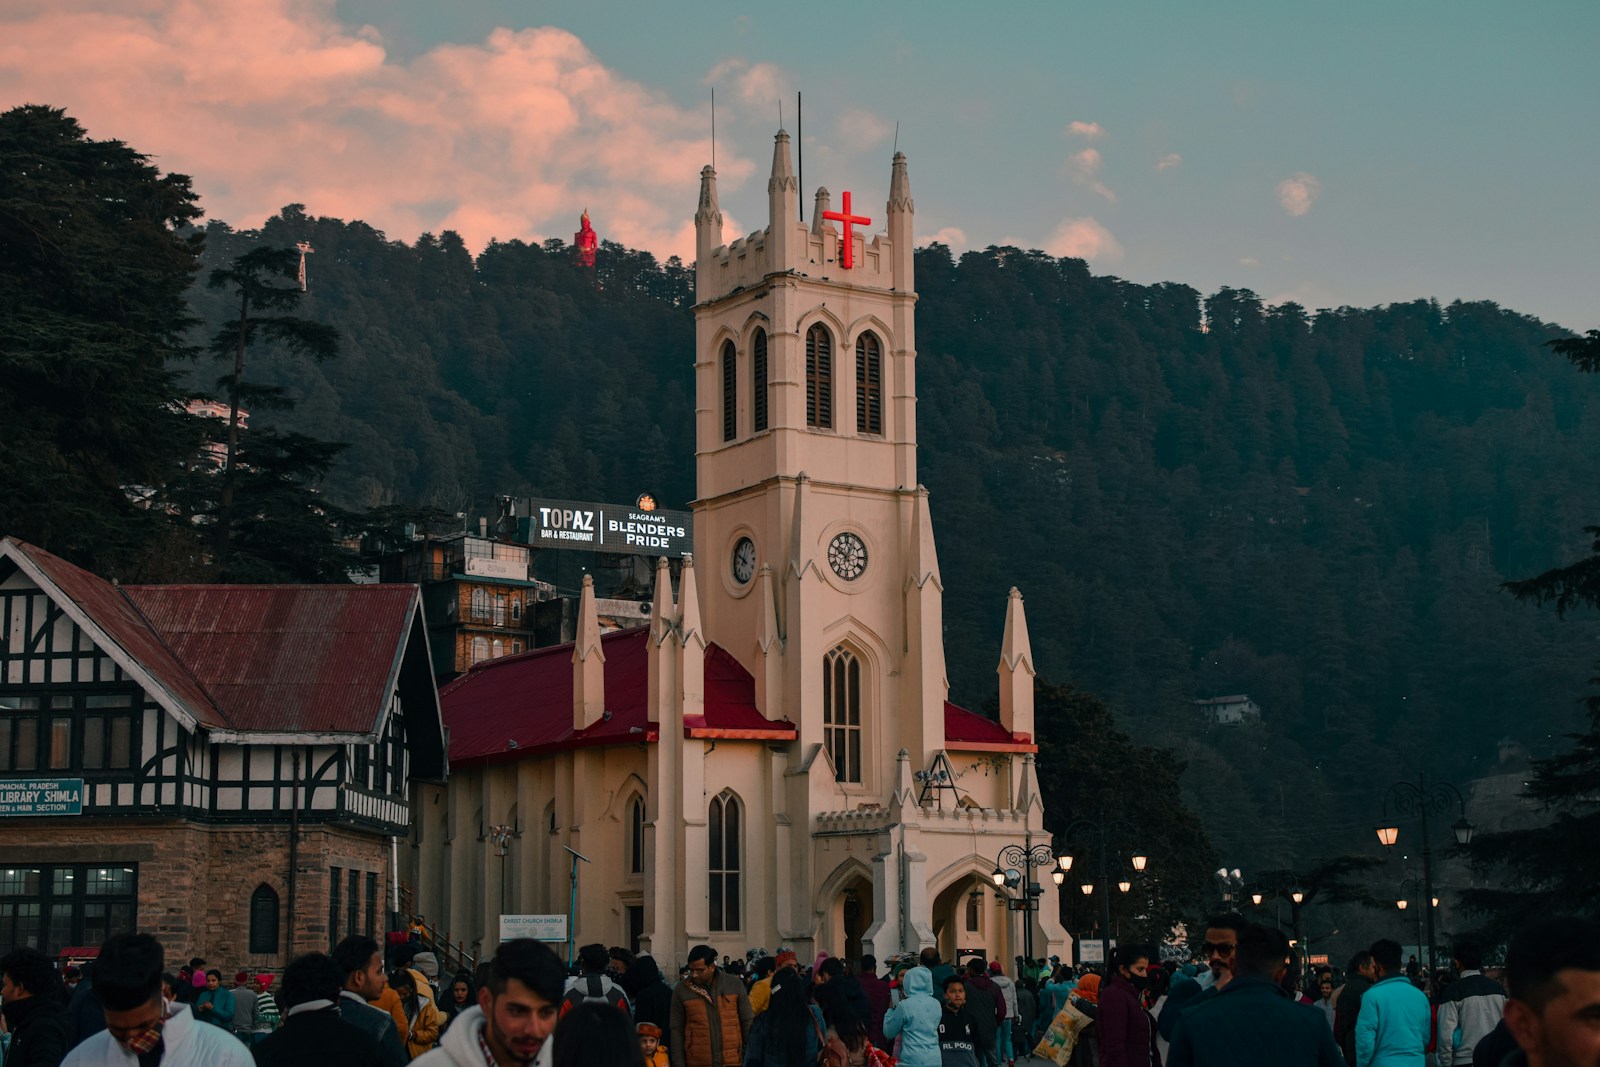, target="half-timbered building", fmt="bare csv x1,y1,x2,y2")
0,537,445,967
